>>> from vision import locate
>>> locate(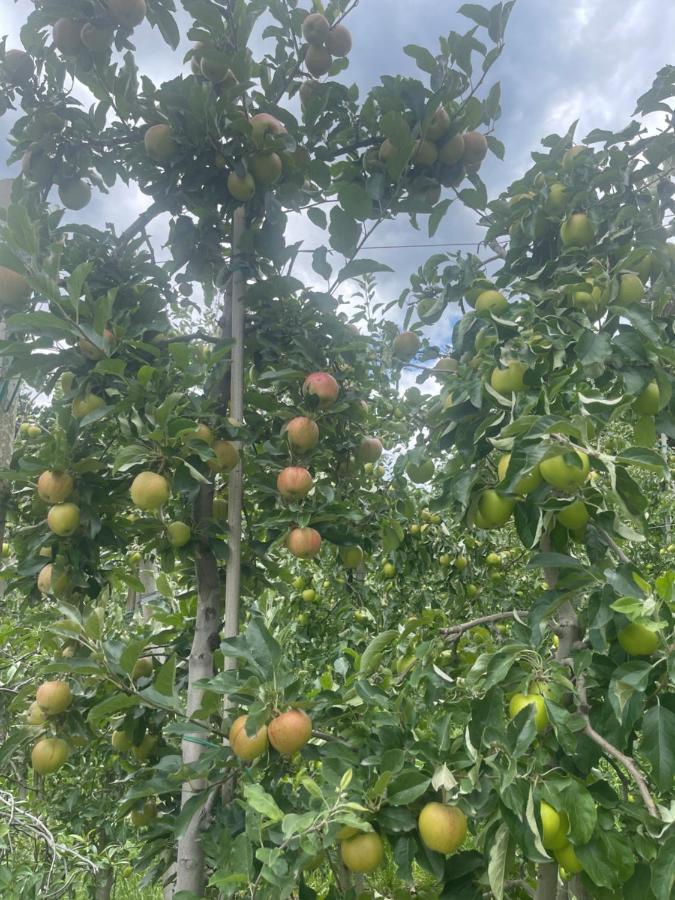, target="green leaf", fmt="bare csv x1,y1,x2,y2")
379,111,412,149
487,823,509,900
576,830,635,888
651,834,675,900
458,4,491,27
640,704,675,791
360,630,398,676
615,447,667,473
337,259,393,283
559,780,597,844
154,654,177,698
337,183,372,221
87,693,139,729
527,553,586,570
386,769,430,805
403,44,438,74
245,616,281,677
243,783,284,822
429,199,452,238
312,246,332,281
329,207,360,256
0,728,31,772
